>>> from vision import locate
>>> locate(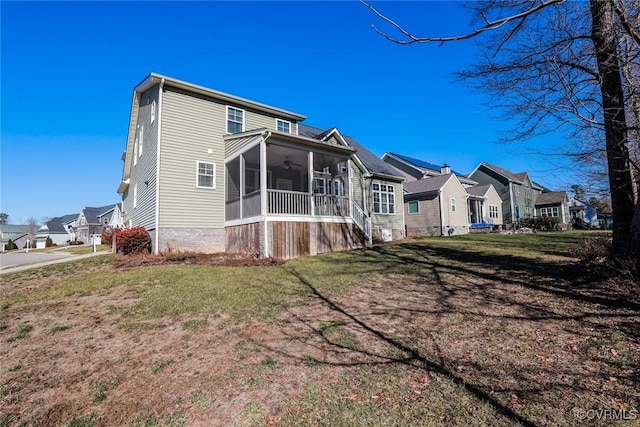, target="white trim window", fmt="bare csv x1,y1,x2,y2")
408,200,419,214
138,126,143,157
333,178,345,196
276,119,291,133
540,207,559,217
314,177,326,195
373,183,395,214
133,183,138,209
489,205,499,219
133,136,138,166
197,161,216,189
150,99,156,124
451,198,456,212
227,106,244,134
